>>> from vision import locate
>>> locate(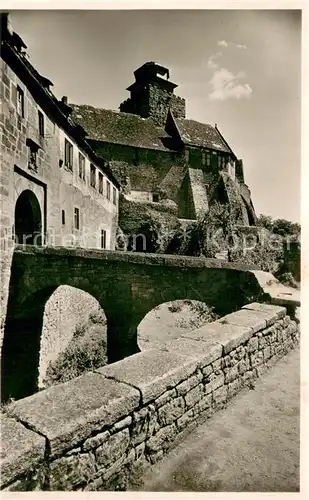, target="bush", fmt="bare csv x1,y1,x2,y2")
43,322,107,387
